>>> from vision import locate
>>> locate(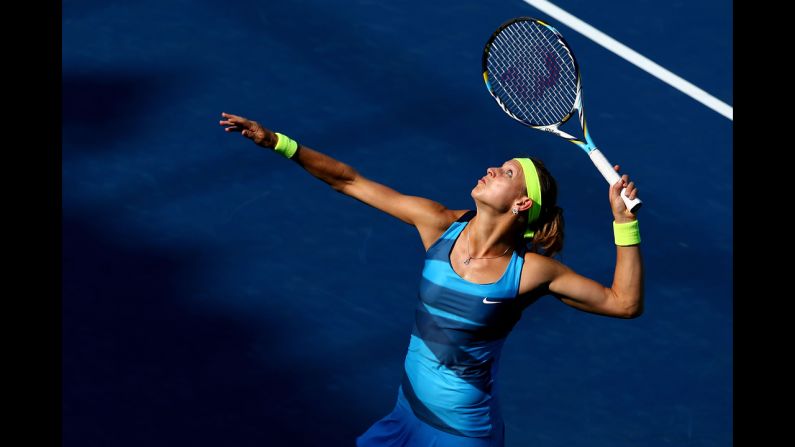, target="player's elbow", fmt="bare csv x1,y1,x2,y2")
334,166,360,193
606,289,643,319
623,307,643,319
619,298,644,319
